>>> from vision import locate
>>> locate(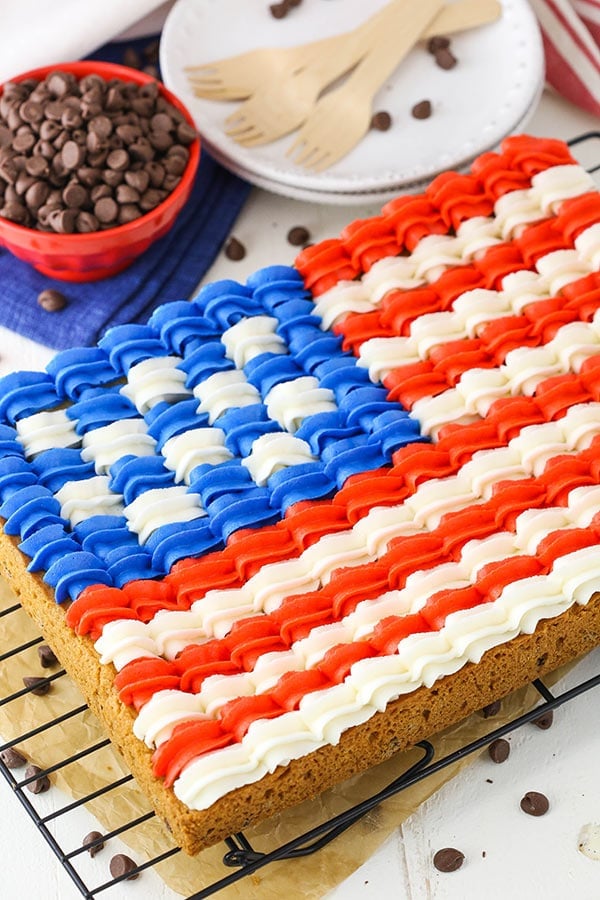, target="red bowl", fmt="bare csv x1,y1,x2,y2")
0,61,201,282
